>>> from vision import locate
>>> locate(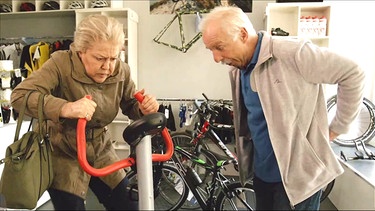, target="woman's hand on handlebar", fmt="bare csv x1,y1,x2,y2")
60,96,97,121
136,89,159,115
